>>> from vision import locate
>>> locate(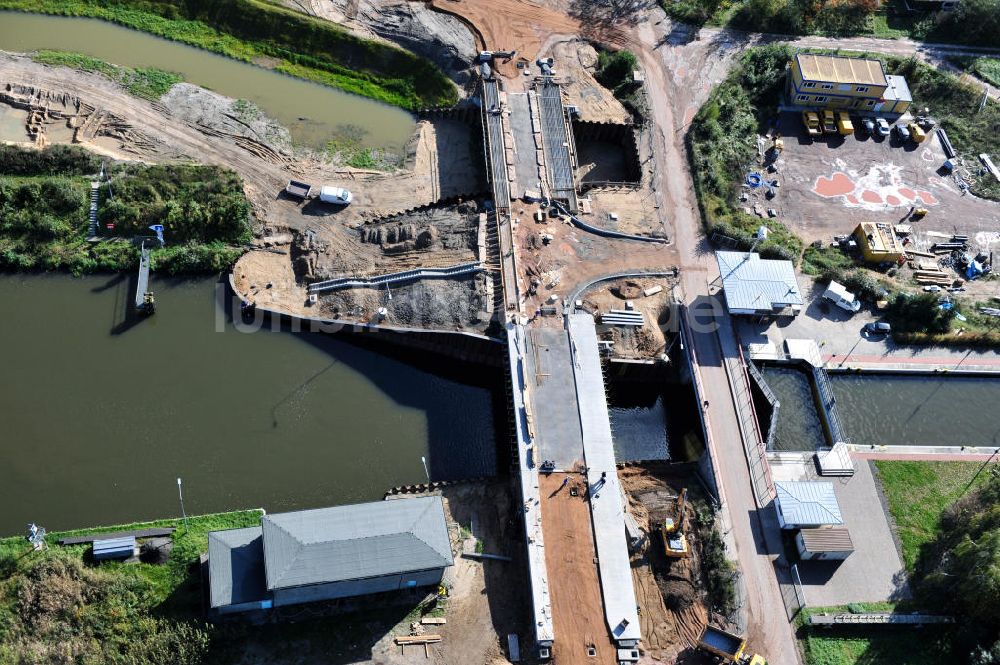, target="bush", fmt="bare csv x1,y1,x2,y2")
918,473,1000,657
0,145,250,275
886,292,955,333
0,144,101,177
594,49,647,119
930,0,1000,47
699,520,737,616
100,163,252,244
